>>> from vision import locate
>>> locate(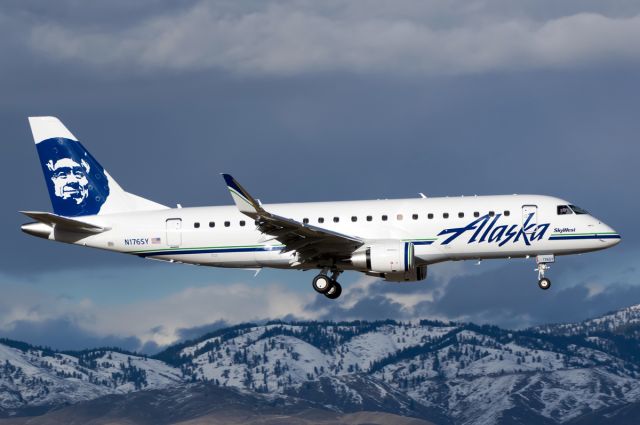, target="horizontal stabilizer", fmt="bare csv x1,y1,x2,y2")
20,211,109,234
